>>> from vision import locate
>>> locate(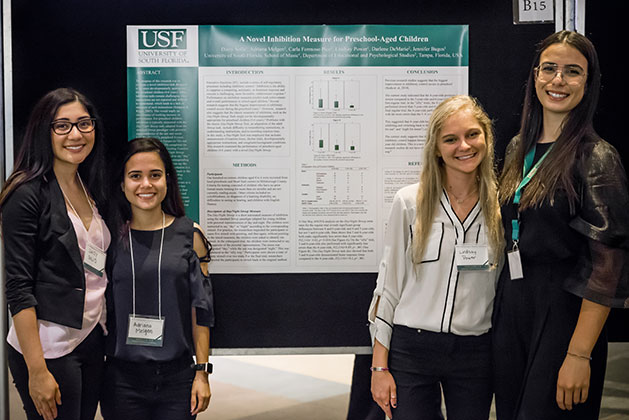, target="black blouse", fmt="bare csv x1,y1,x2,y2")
502,136,629,308
106,216,214,362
